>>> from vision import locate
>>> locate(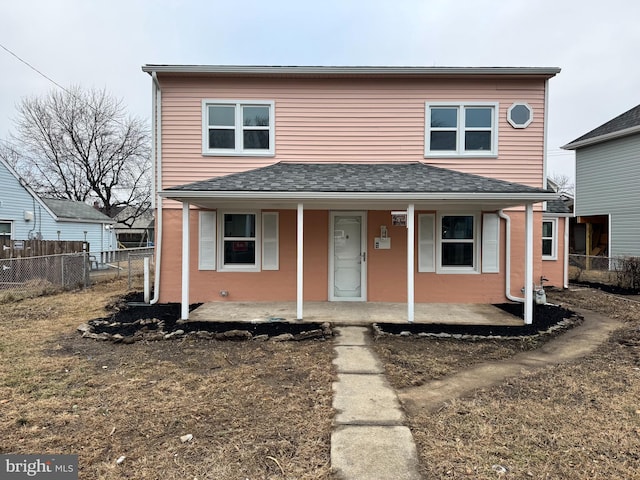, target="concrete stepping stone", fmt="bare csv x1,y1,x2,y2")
331,425,422,480
334,326,370,346
333,345,384,374
333,373,405,425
